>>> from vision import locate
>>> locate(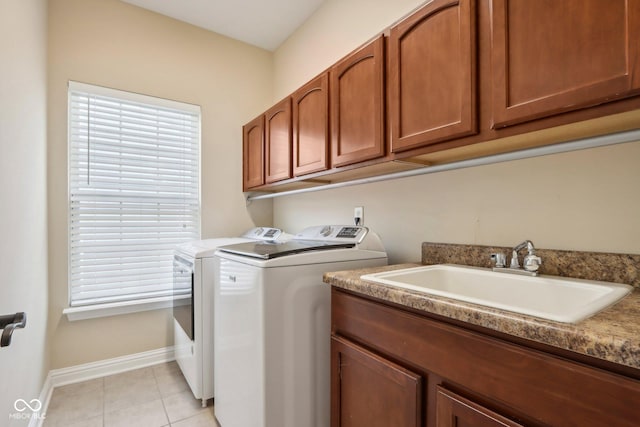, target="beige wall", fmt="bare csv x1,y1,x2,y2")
0,0,49,423
272,0,640,262
48,0,273,369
